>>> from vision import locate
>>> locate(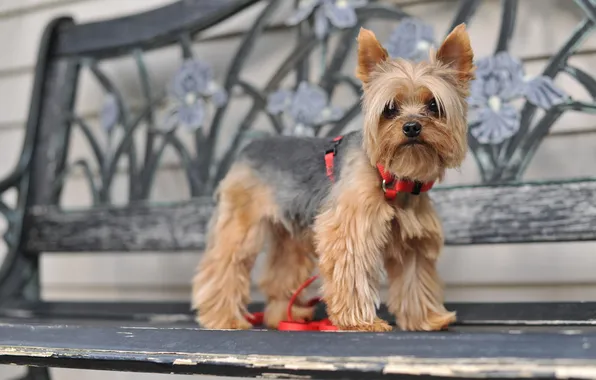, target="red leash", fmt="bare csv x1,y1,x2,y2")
245,275,338,331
